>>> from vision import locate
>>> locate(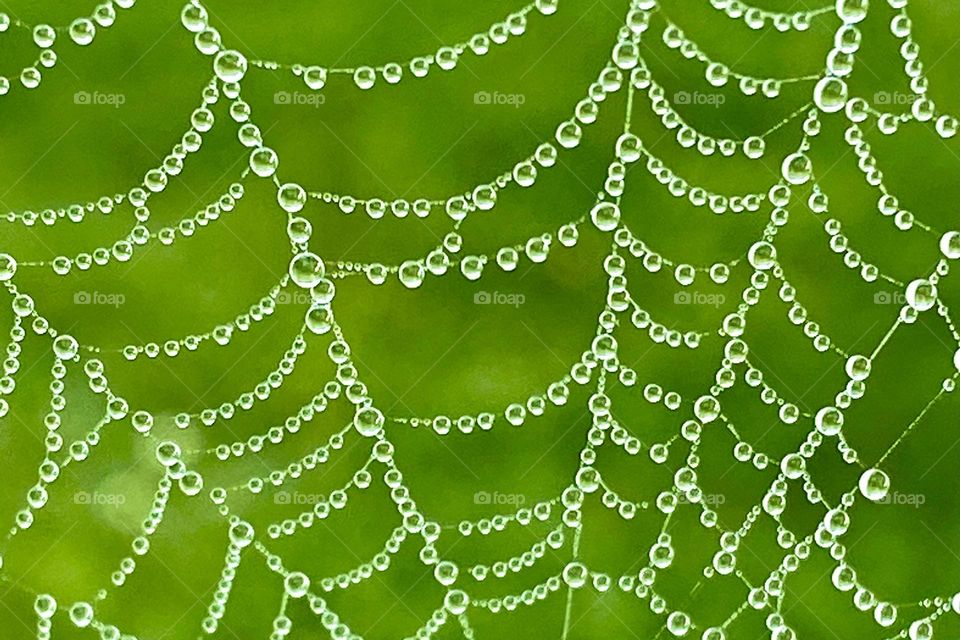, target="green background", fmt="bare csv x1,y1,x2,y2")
2,0,960,638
